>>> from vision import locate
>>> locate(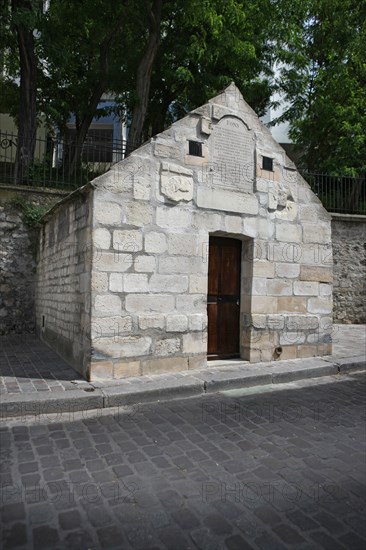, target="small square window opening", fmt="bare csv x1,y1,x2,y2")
262,156,273,171
189,140,203,157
